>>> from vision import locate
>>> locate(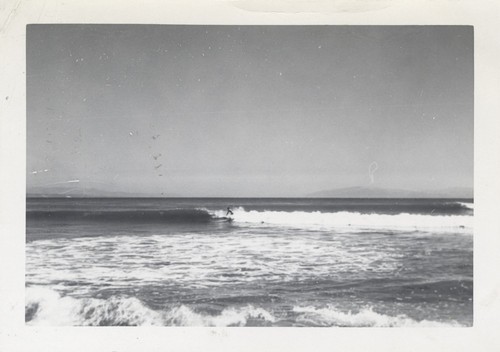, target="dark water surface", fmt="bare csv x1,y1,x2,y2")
26,197,473,326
